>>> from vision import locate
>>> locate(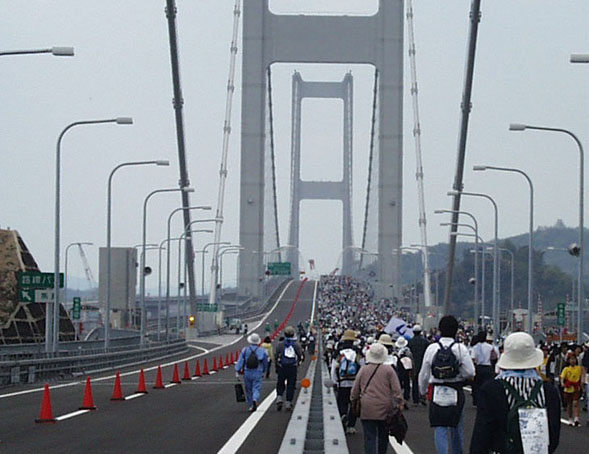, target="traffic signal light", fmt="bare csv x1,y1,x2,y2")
189,315,195,327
